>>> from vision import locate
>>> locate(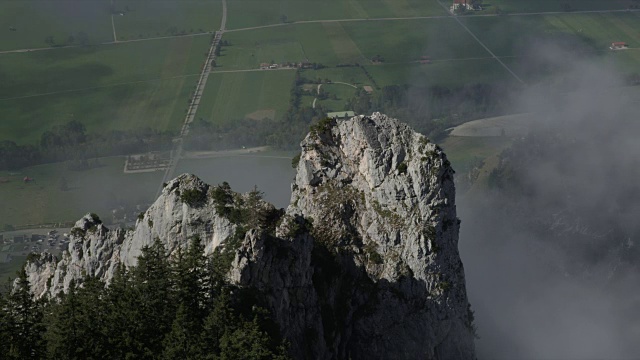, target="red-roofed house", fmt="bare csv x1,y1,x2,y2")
610,42,628,50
